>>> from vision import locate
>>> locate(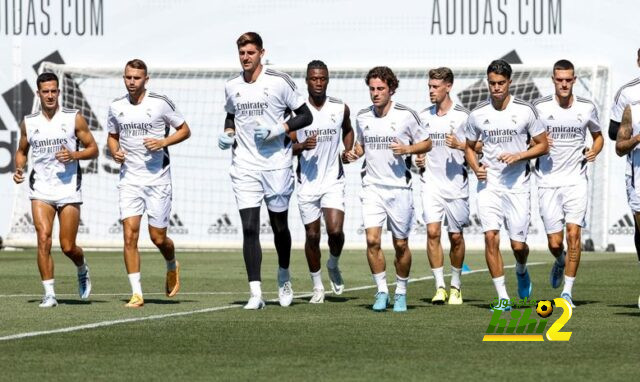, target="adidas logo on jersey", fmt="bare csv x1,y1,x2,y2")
169,213,189,235
235,92,241,98
364,125,370,130
207,213,238,235
547,115,554,120
118,112,124,117
483,119,490,125
609,213,635,235
10,213,36,234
